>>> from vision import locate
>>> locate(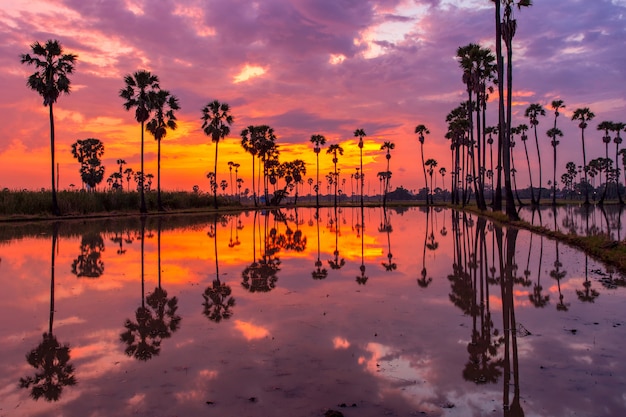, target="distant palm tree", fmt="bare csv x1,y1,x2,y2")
597,121,614,204
571,107,595,205
524,103,545,204
354,128,366,206
327,144,344,207
611,122,625,204
202,100,234,209
120,70,160,213
241,126,260,206
550,100,565,205
415,124,430,202
547,127,564,205
380,141,395,206
147,89,179,211
21,40,77,215
517,123,533,204
310,134,327,207
425,158,438,204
